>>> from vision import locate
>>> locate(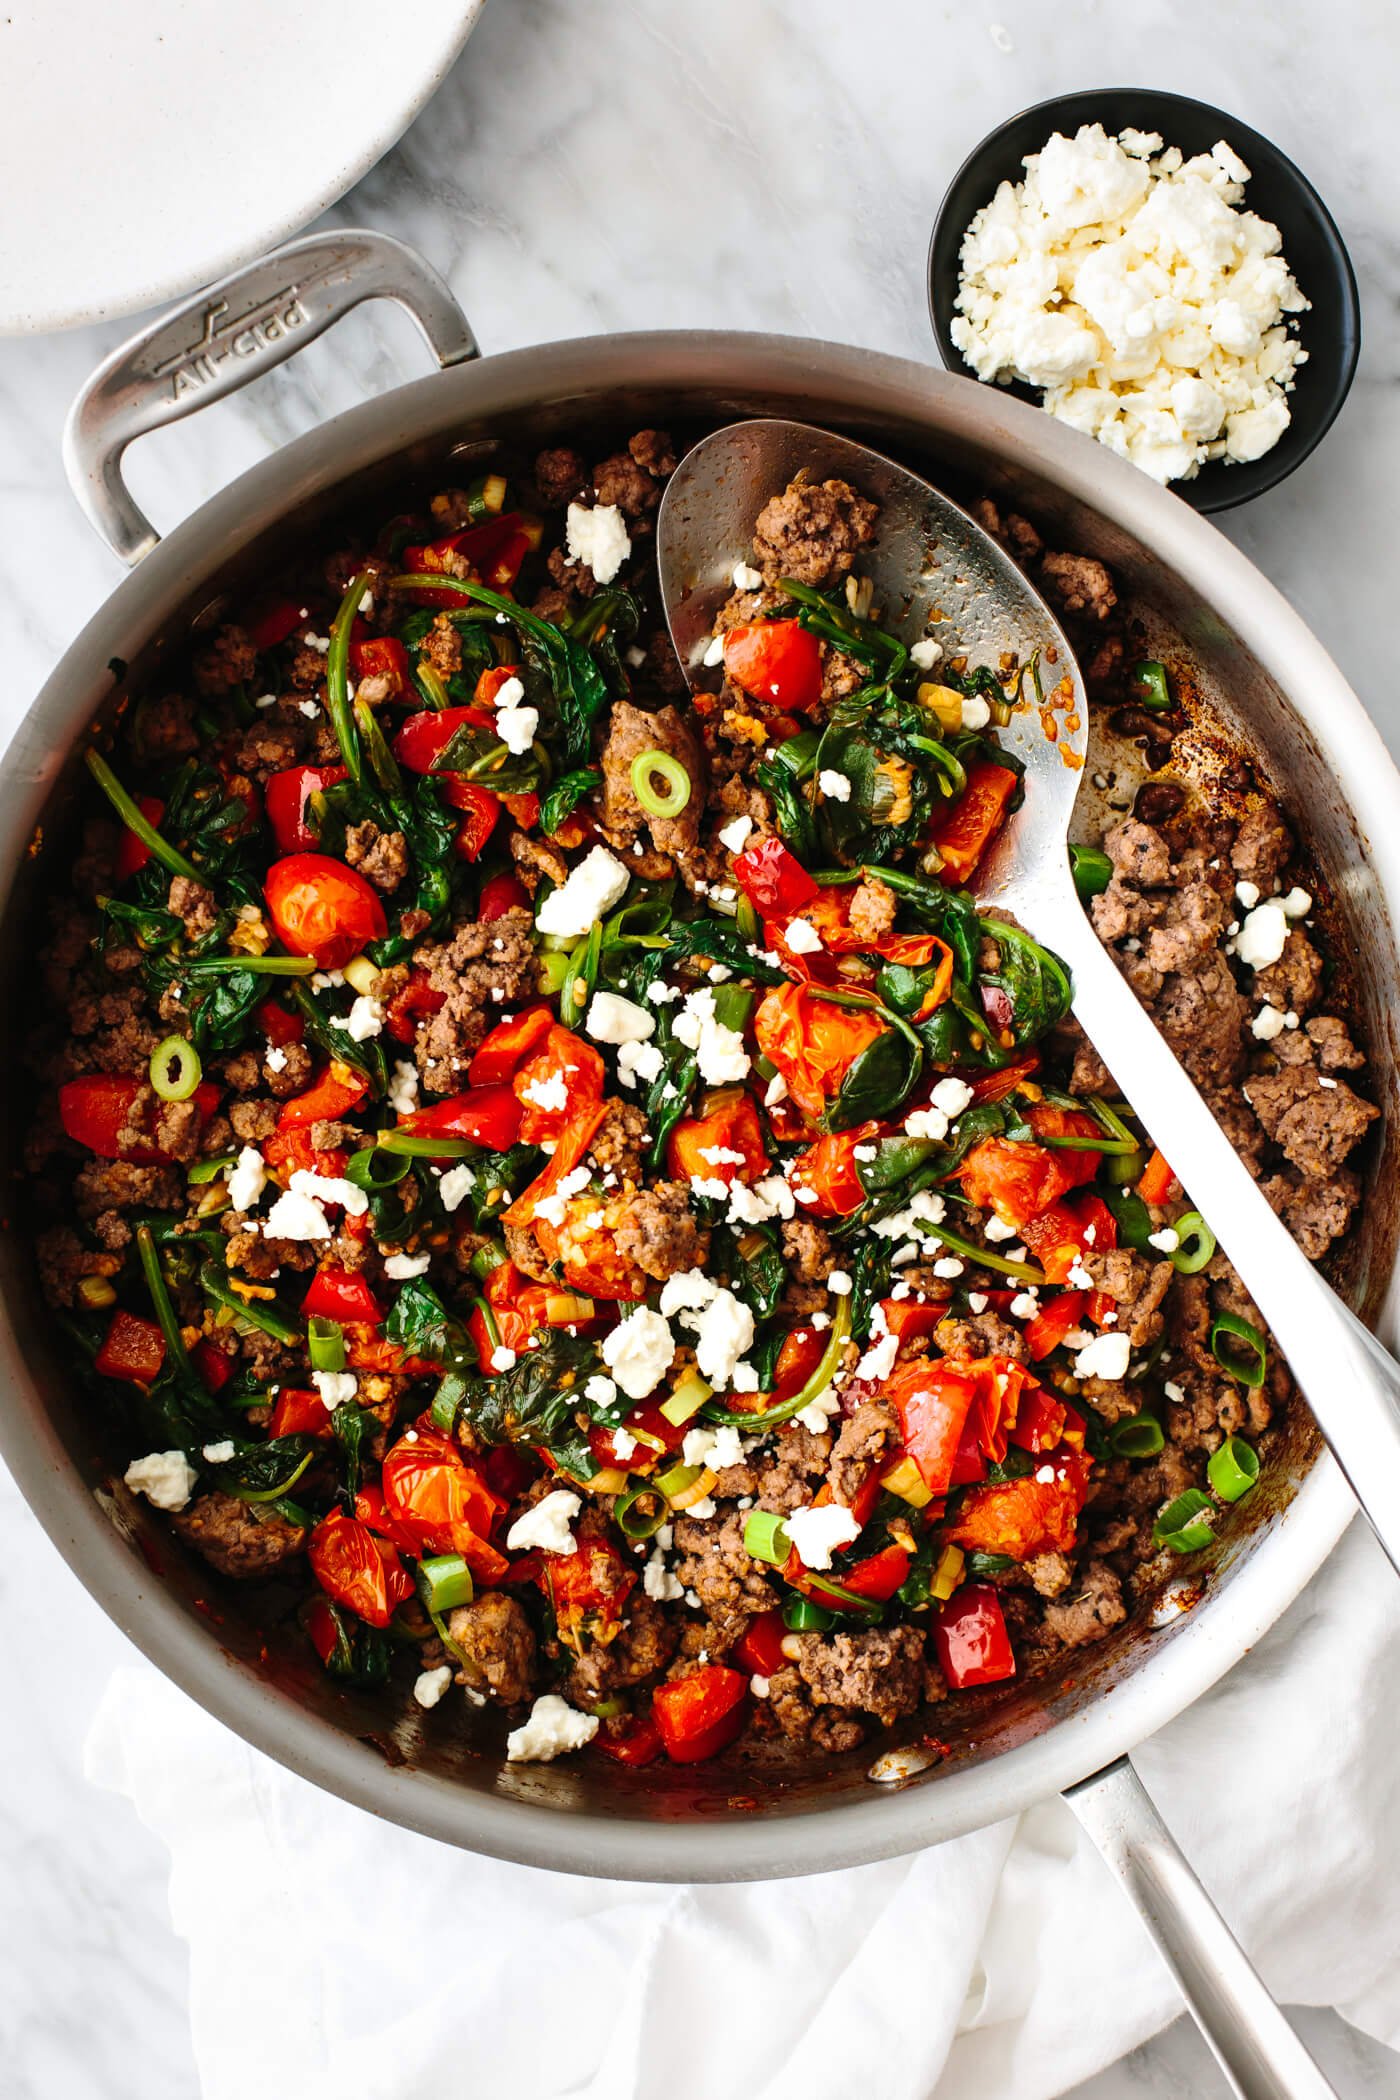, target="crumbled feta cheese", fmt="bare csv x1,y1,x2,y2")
261,1186,333,1241
930,1077,975,1118
384,1249,433,1279
784,917,824,954
1235,901,1289,969
226,1146,267,1213
932,1257,965,1280
1008,1291,1040,1319
967,1292,989,1314
795,1386,841,1434
310,970,345,991
438,1162,474,1212
960,697,992,731
1234,879,1261,910
387,1060,419,1116
1073,1331,1132,1381
644,1549,684,1601
522,1072,569,1115
1281,887,1312,918
490,1346,518,1373
413,1665,453,1710
506,1488,581,1556
506,1693,599,1763
1251,1005,1286,1042
1147,1227,1180,1253
1164,1379,1186,1404
818,769,852,803
827,1269,853,1296
616,1037,664,1089
585,991,655,1046
584,1376,618,1409
201,1440,236,1464
565,502,631,585
784,1502,862,1570
1066,1260,1095,1290
535,845,632,939
671,986,749,1084
601,1307,676,1400
332,994,384,1042
497,703,540,756
692,1289,755,1388
264,1044,288,1074
124,1451,197,1511
904,1106,950,1142
764,1073,788,1108
702,634,726,669
732,560,763,591
291,1169,368,1217
610,1426,638,1462
984,1215,1018,1241
910,637,943,670
719,814,754,853
312,1369,358,1408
